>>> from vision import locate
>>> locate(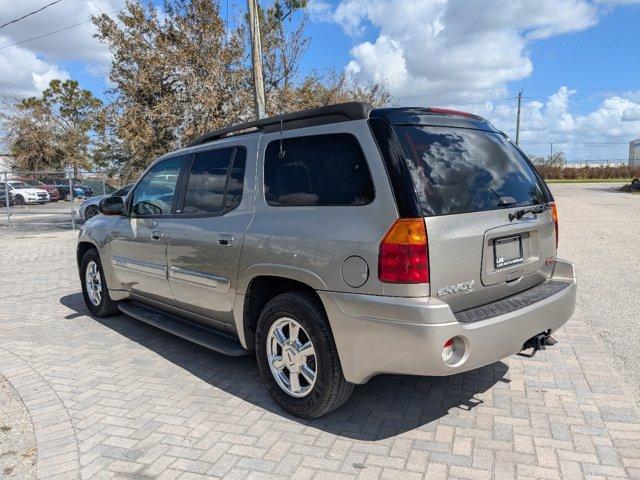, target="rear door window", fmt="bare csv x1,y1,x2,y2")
394,126,549,216
180,147,246,215
264,133,374,206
